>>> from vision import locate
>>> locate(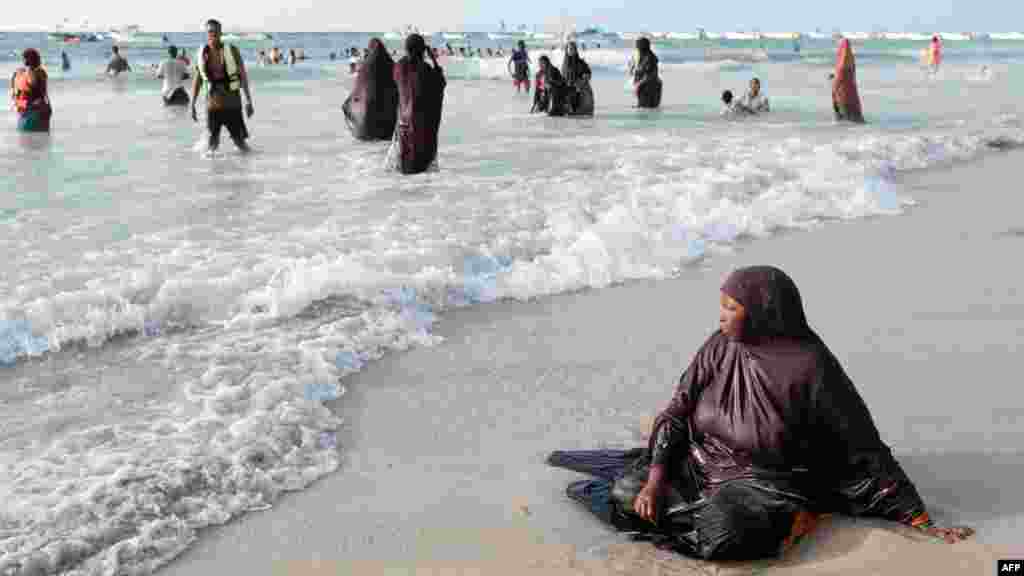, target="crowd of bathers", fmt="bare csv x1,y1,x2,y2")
9,28,868,163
